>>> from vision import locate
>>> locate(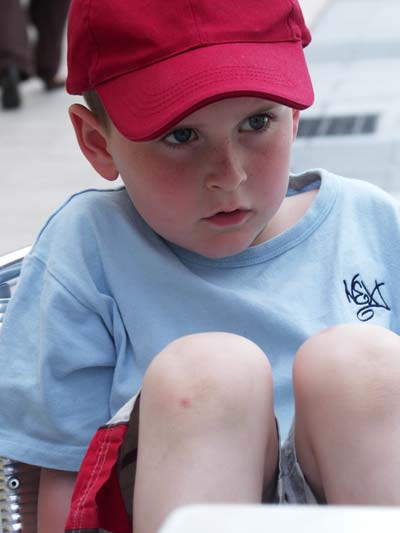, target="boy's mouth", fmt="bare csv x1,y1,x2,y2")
203,209,251,227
